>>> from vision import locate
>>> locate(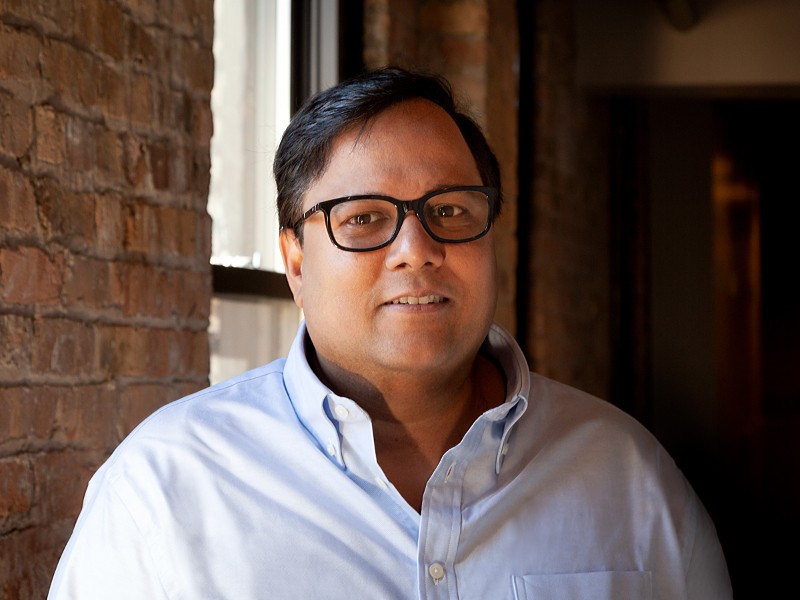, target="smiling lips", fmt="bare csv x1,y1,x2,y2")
390,295,445,305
